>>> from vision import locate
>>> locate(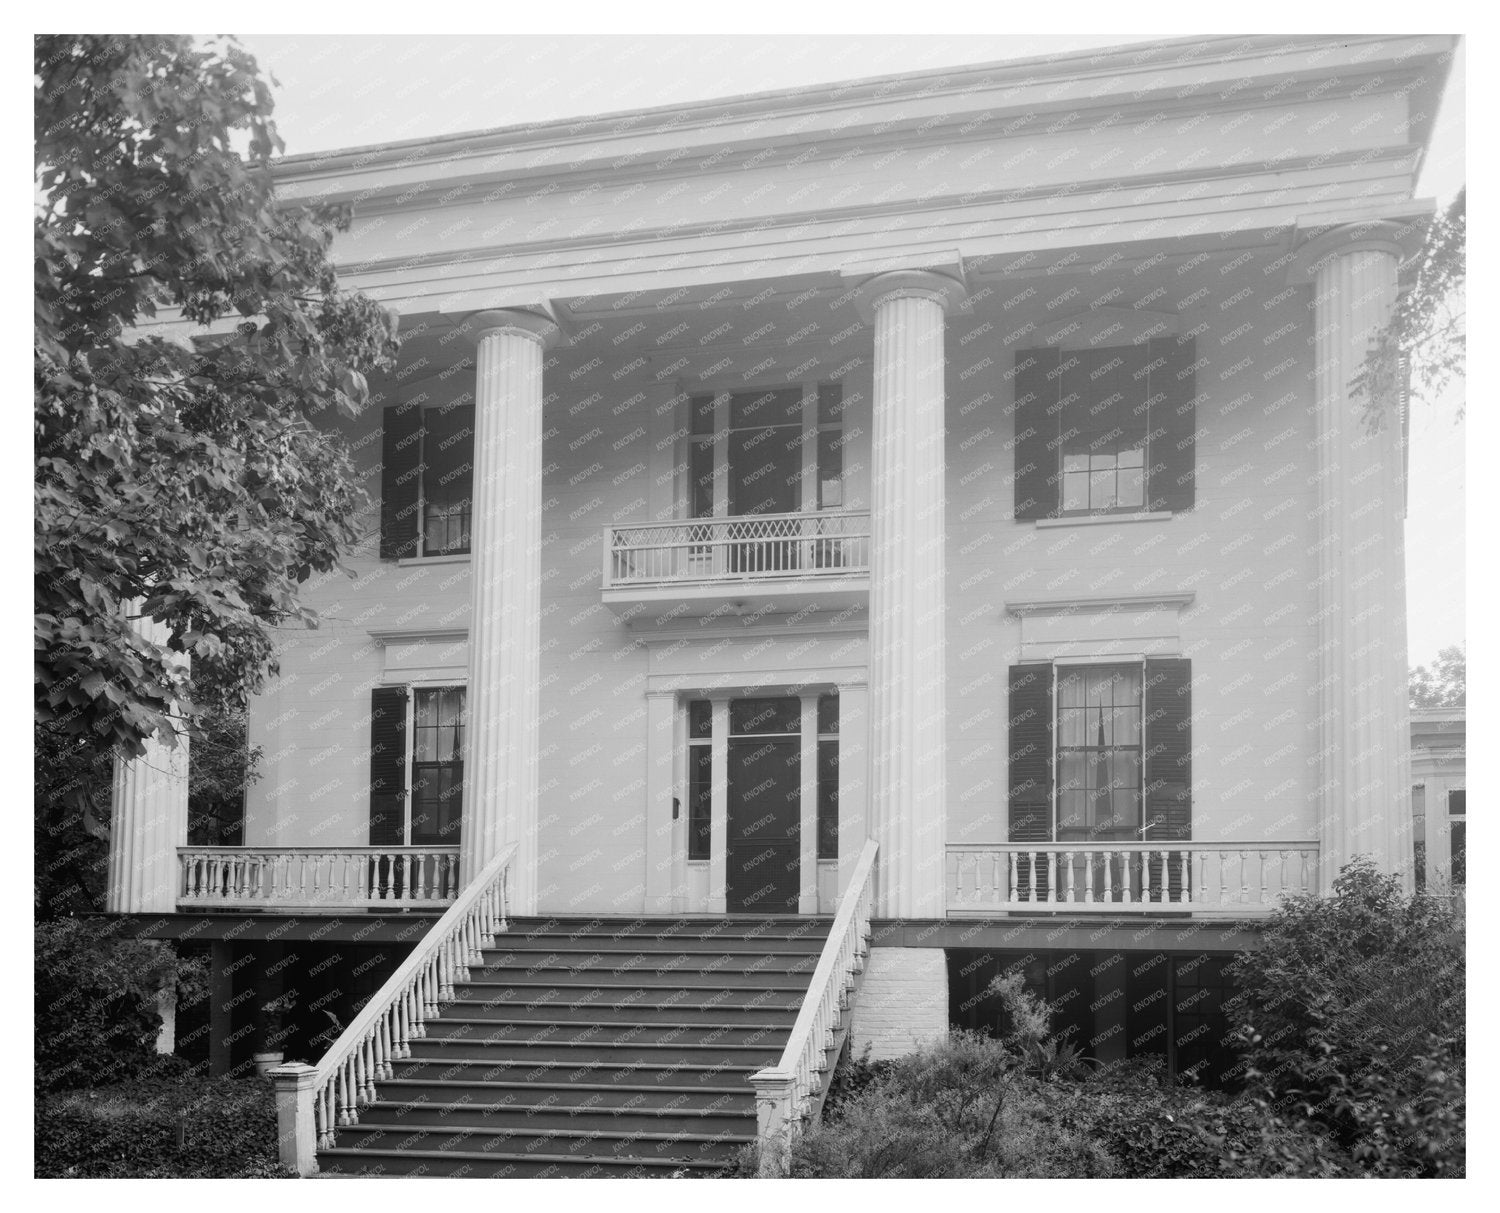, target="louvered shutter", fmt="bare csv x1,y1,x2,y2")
1008,663,1054,899
1012,347,1062,520
1146,336,1196,513
1144,658,1191,900
379,402,425,559
369,686,408,847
